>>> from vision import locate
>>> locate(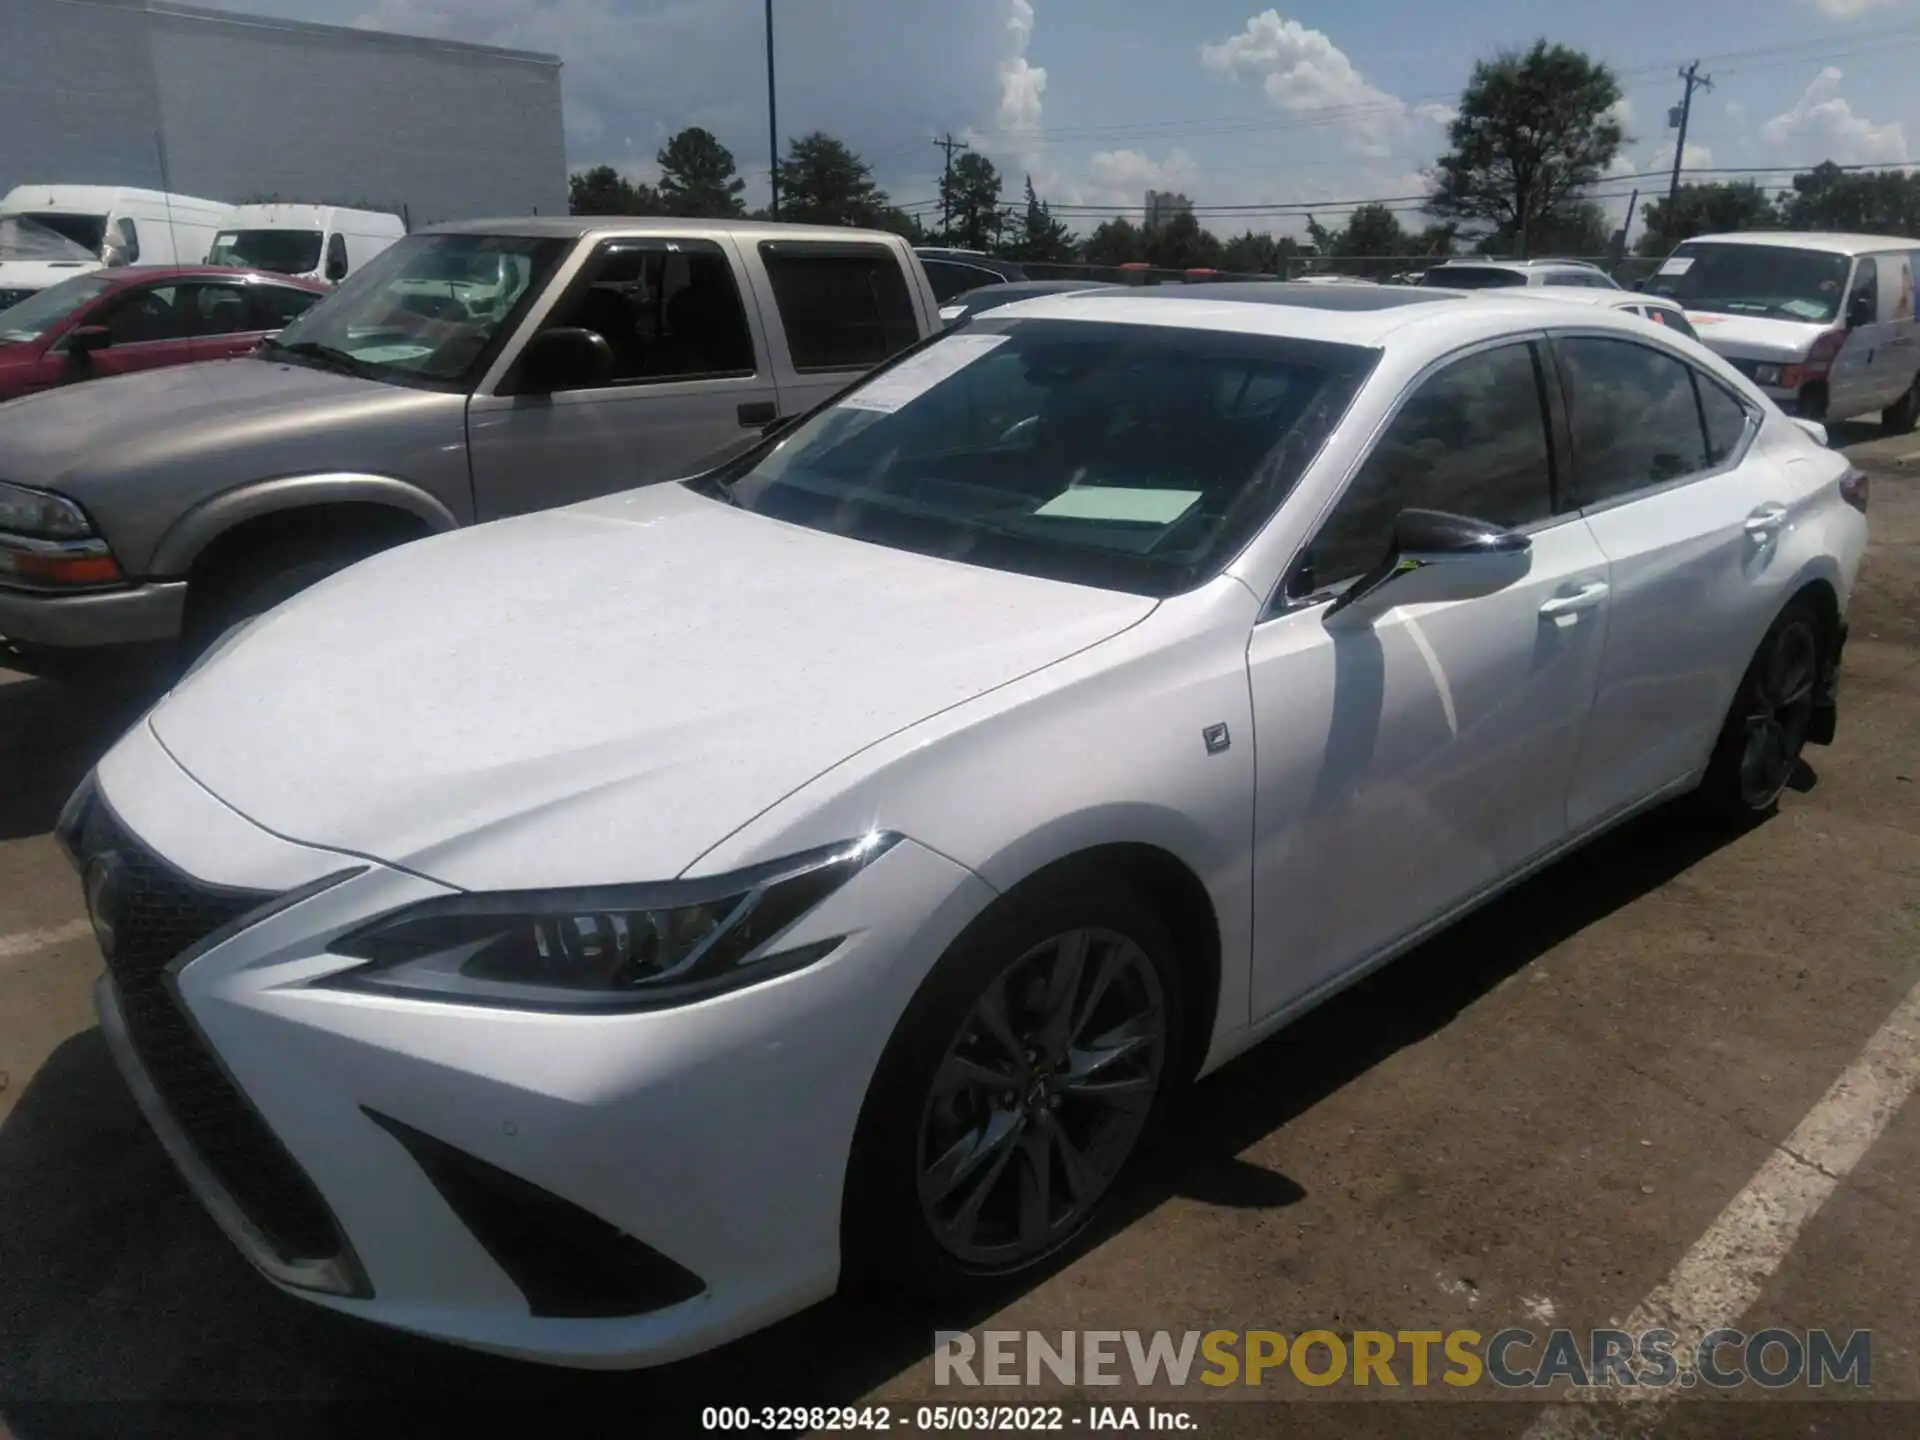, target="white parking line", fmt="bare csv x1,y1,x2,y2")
1520,972,1920,1437
0,919,91,962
